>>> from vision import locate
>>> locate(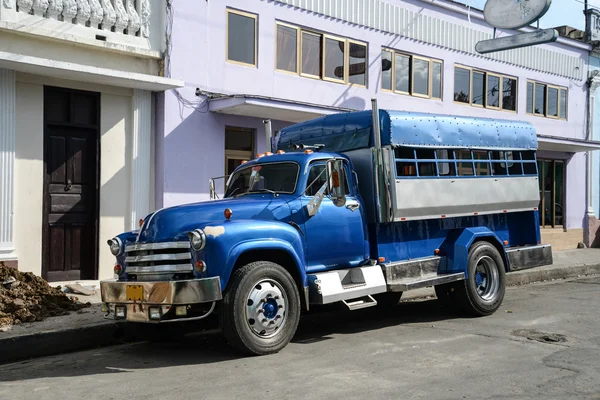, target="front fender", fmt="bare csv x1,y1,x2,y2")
199,220,306,291
439,227,508,278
